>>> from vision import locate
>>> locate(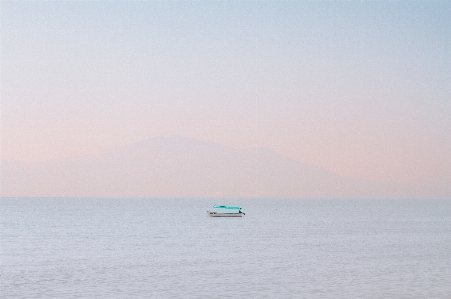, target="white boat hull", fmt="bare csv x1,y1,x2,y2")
207,211,244,217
